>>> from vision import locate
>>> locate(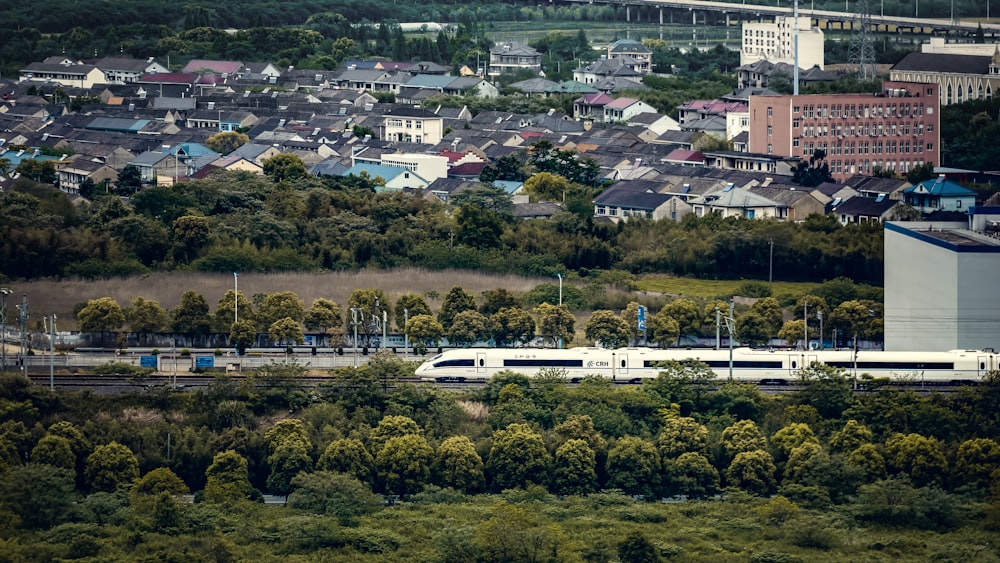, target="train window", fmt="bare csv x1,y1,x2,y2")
792,361,797,369
504,359,585,368
621,360,626,368
982,362,986,370
827,361,954,370
479,358,485,367
433,359,475,368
